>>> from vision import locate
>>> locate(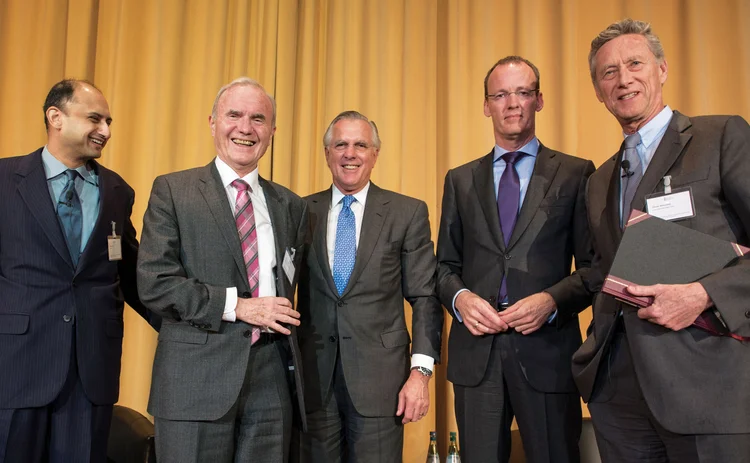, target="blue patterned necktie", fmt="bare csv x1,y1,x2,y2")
333,195,356,295
57,169,83,266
